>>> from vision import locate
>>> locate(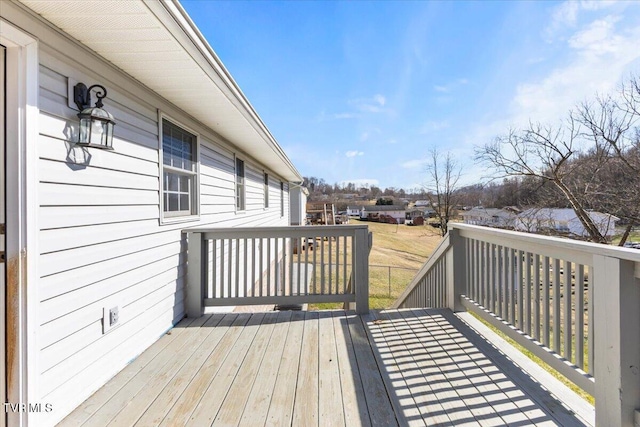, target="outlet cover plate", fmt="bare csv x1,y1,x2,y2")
103,306,120,334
